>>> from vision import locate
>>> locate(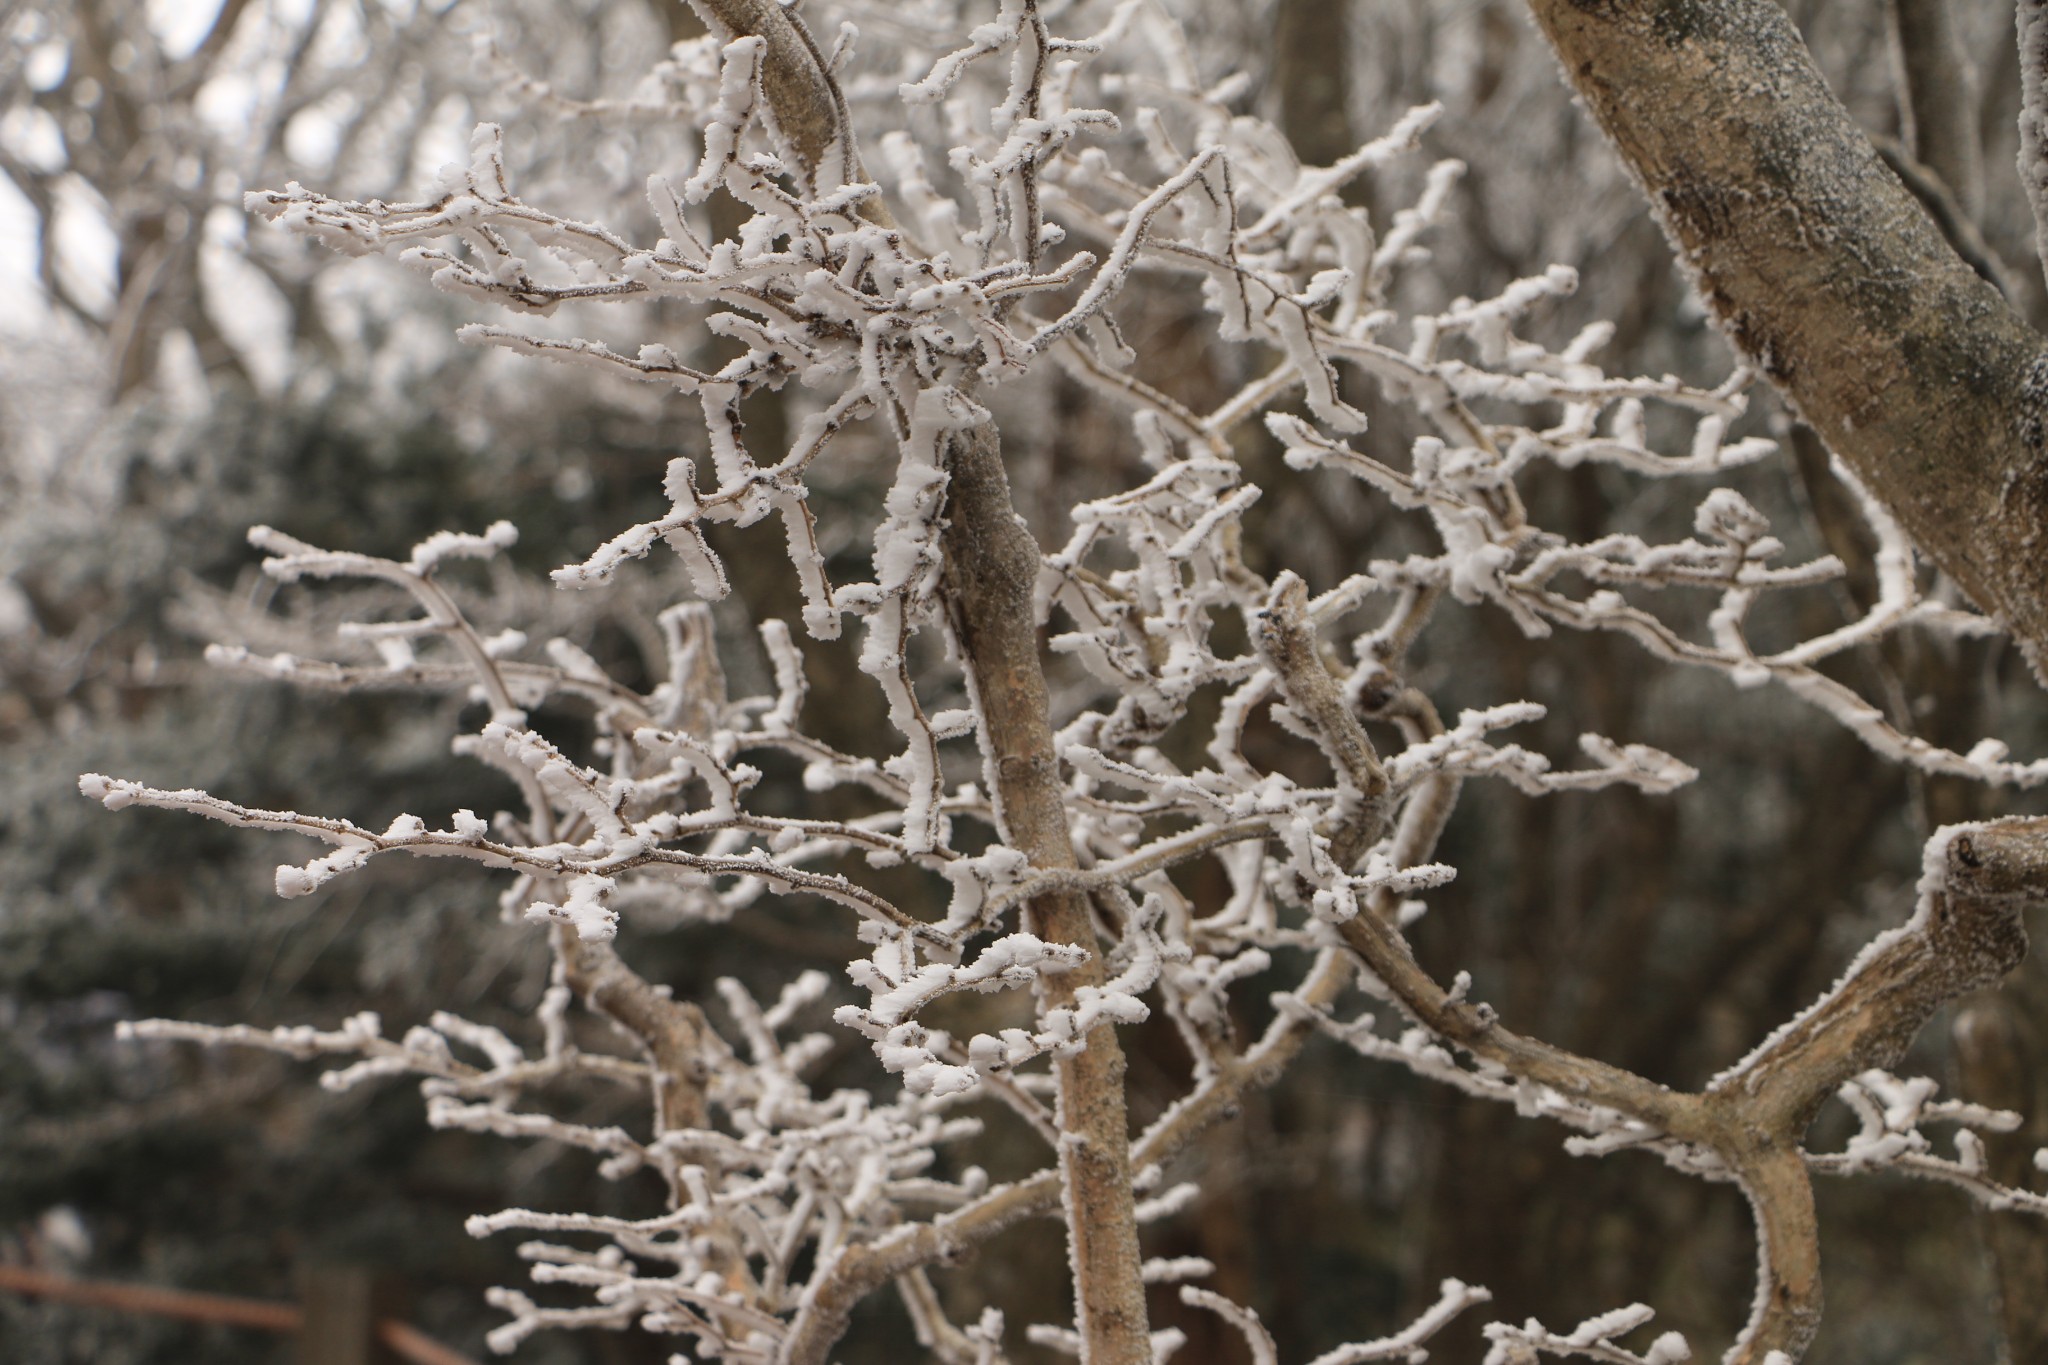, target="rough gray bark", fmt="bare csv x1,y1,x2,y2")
1526,0,2048,680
